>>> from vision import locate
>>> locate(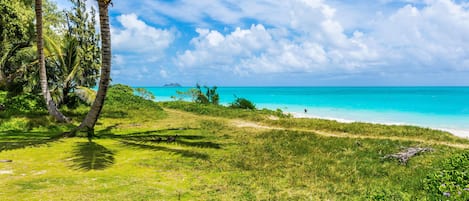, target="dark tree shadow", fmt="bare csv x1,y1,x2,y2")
175,140,221,149
121,141,209,160
115,127,202,137
0,131,60,152
100,110,128,118
70,142,115,171
93,127,221,161
96,124,121,135
101,131,222,149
